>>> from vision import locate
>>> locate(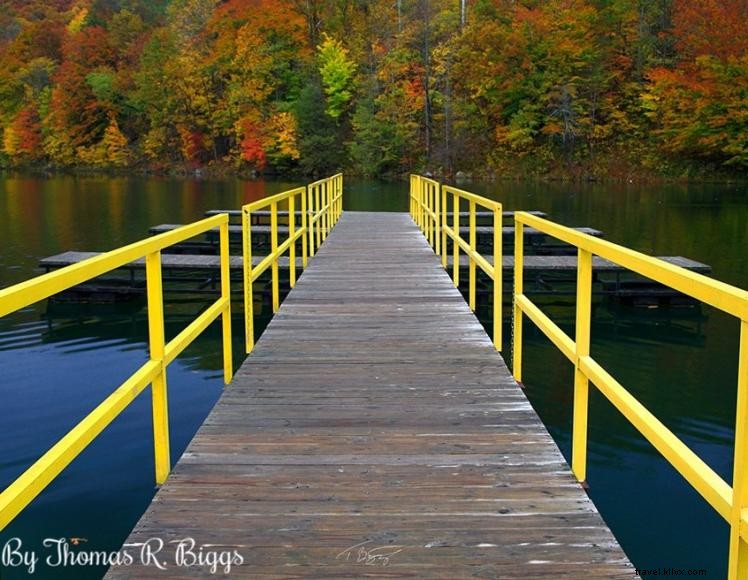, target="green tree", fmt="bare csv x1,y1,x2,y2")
317,33,356,120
